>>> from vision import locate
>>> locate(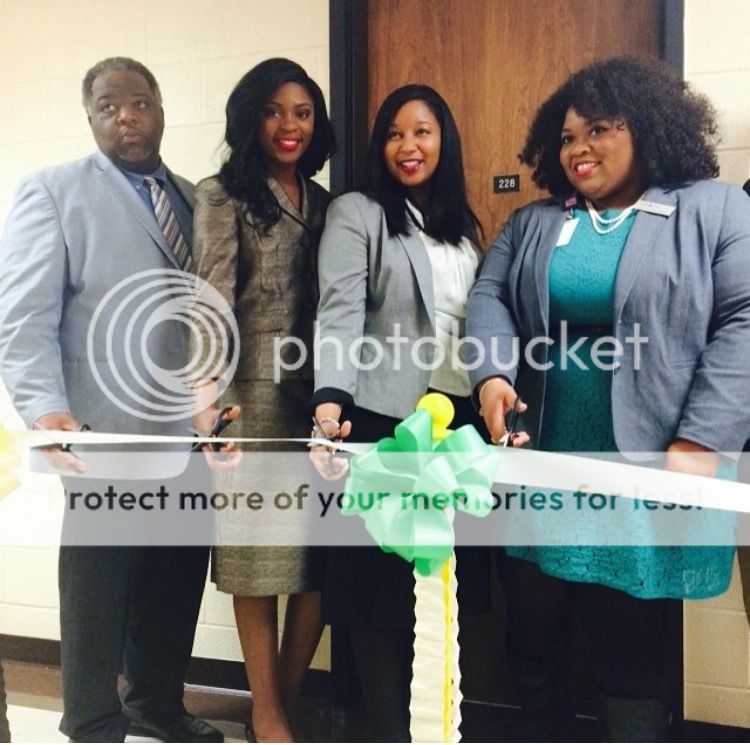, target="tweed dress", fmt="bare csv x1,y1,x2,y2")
193,175,330,595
